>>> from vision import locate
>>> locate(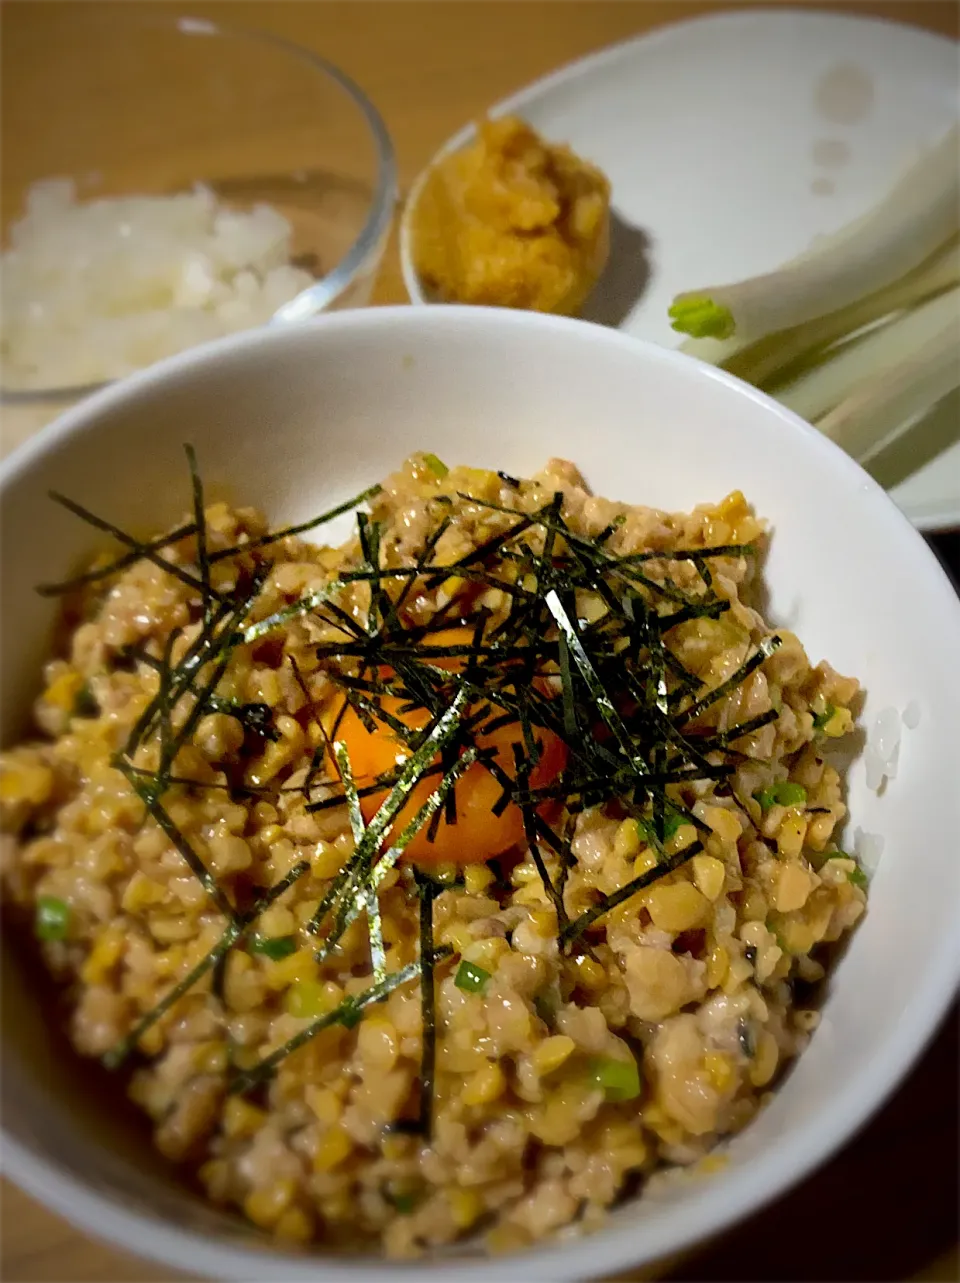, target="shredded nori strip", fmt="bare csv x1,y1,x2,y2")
560,842,703,945
413,870,440,1134
49,489,222,602
228,958,425,1095
103,860,309,1070
184,444,211,621
36,521,198,597
207,483,382,564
